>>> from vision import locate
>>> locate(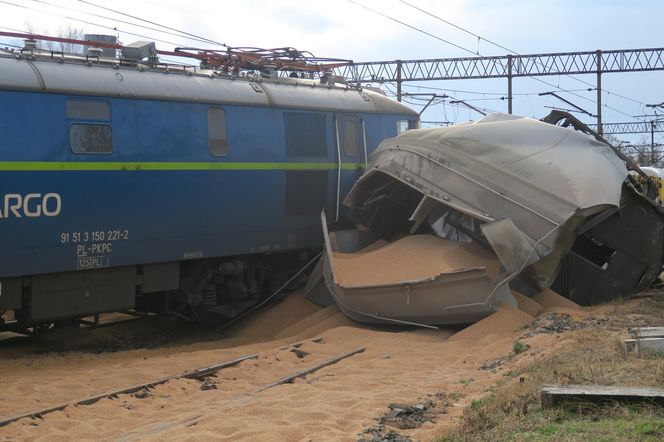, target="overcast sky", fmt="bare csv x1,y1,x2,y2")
2,0,662,144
